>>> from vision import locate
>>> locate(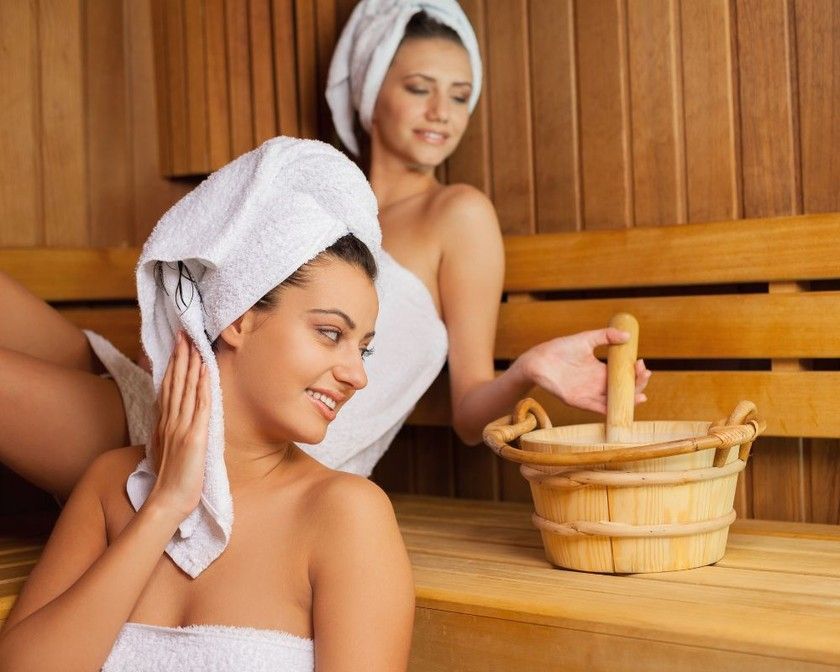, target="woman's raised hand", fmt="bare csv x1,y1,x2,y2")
515,327,651,415
148,332,210,520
